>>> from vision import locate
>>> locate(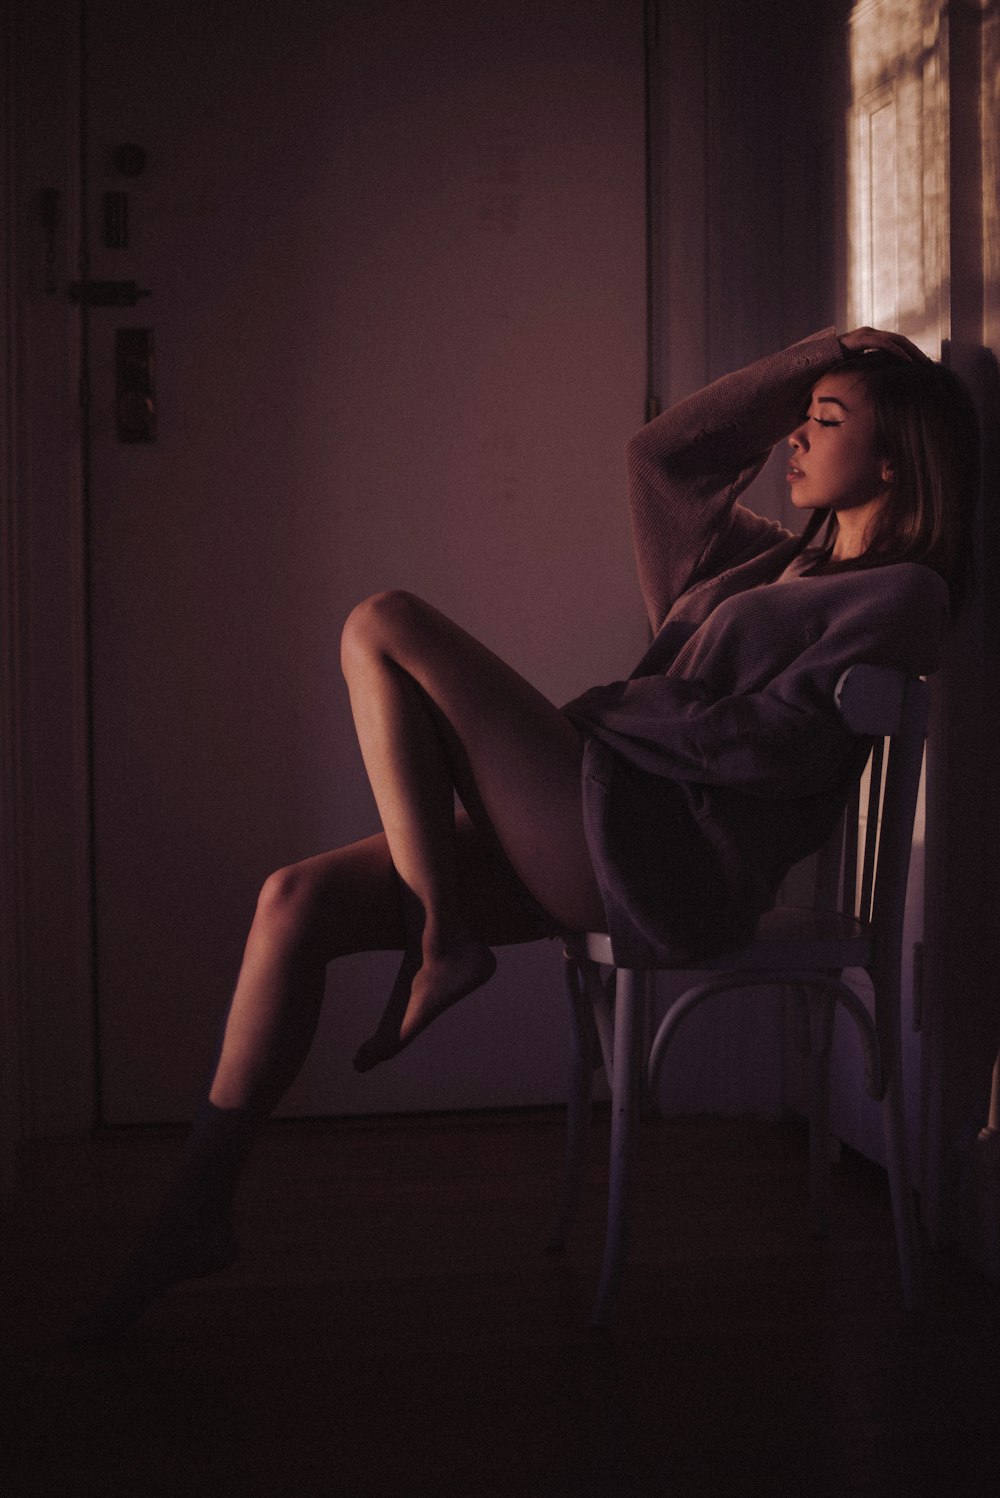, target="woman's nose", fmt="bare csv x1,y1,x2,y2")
789,423,807,451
